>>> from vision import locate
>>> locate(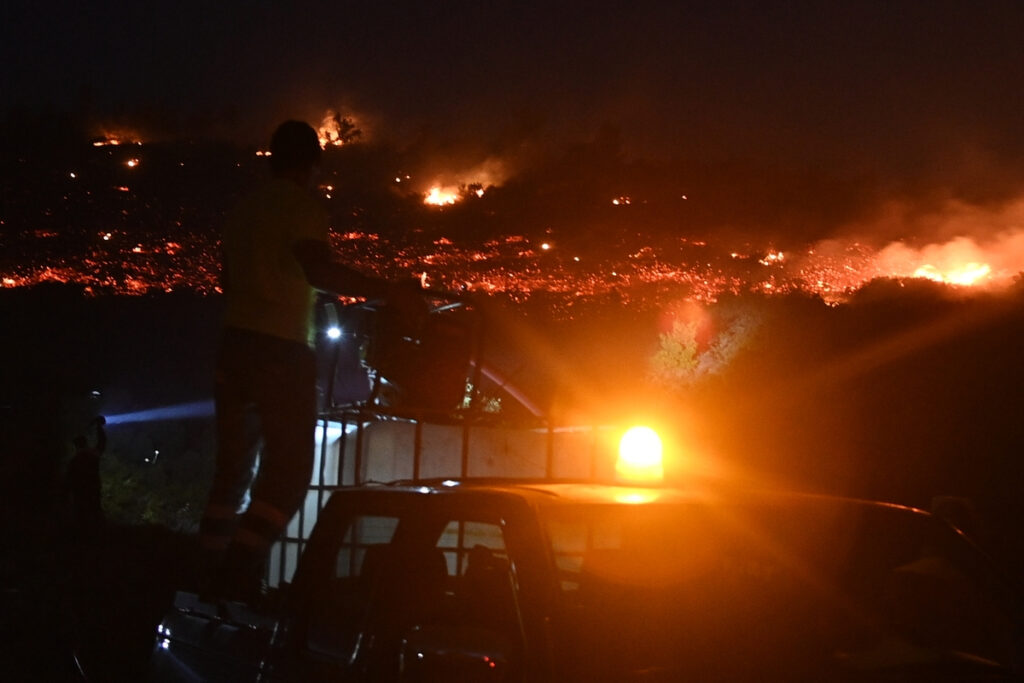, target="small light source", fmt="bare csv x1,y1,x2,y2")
616,426,664,483
324,301,341,341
